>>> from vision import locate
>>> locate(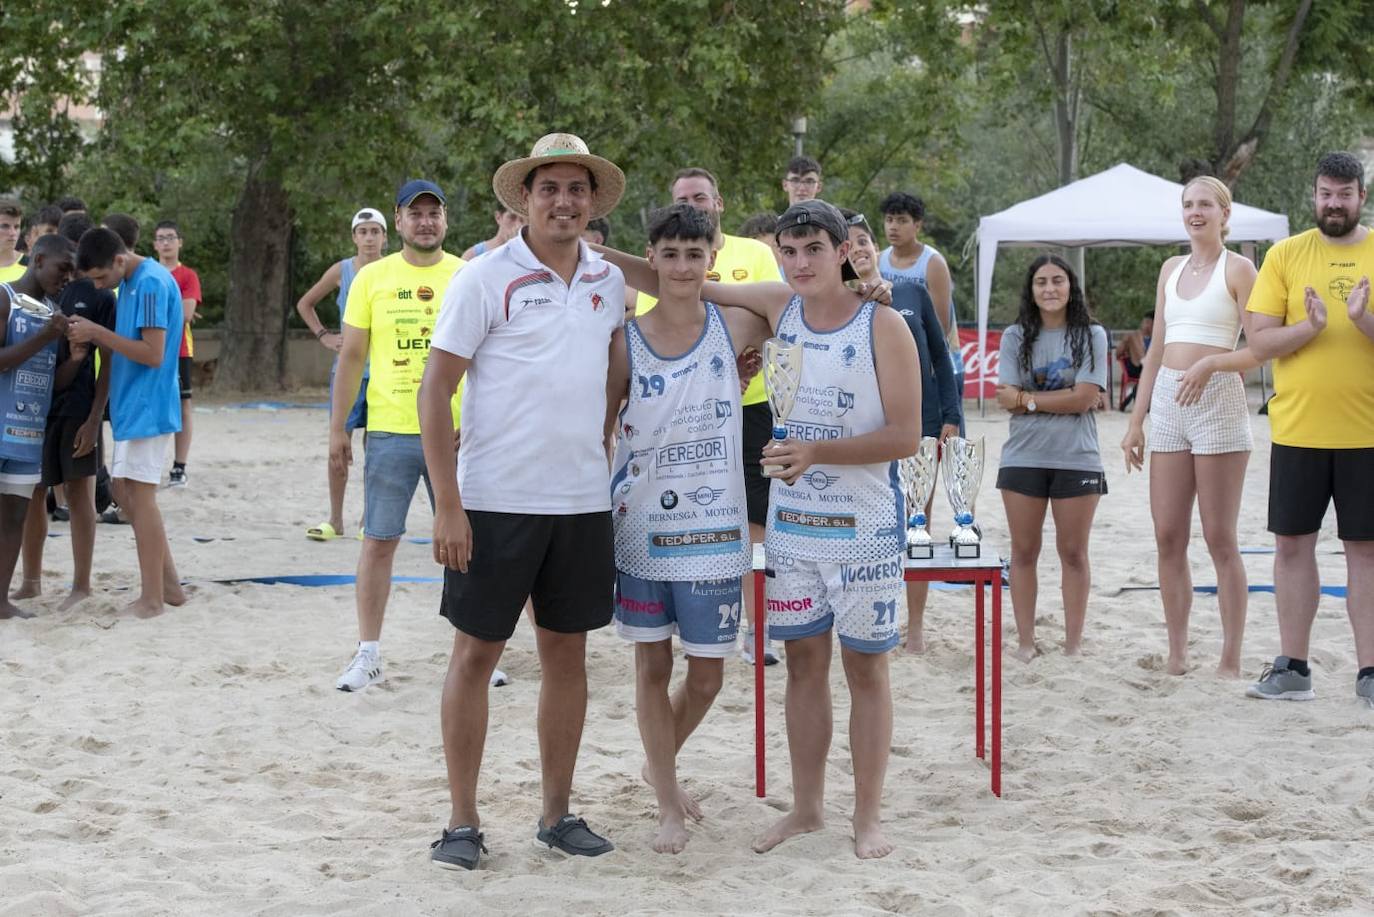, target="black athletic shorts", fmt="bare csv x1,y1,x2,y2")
440,510,615,641
742,402,772,527
42,414,100,486
1269,444,1374,540
178,356,193,399
996,466,1108,500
